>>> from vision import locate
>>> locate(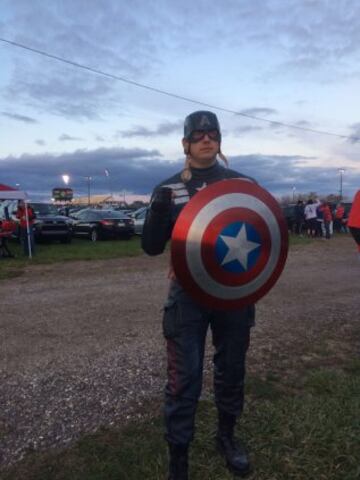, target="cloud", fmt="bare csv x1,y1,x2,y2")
0,147,165,198
294,120,313,128
238,107,277,117
1,111,38,123
120,120,182,138
1,1,165,119
220,1,360,79
2,0,360,127
347,123,360,144
1,146,359,201
6,67,118,120
228,154,360,199
234,125,264,134
59,134,83,142
35,139,46,146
